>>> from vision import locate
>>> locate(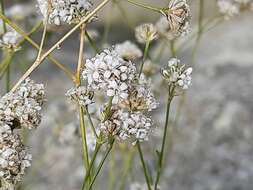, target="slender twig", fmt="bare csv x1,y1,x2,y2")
79,107,90,169
138,40,150,78
137,142,152,190
10,0,111,92
154,91,173,190
81,143,102,190
85,106,99,139
126,0,163,14
36,17,48,62
85,30,100,53
191,0,204,65
0,52,14,80
0,14,75,81
108,146,116,190
119,149,136,190
87,140,115,190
